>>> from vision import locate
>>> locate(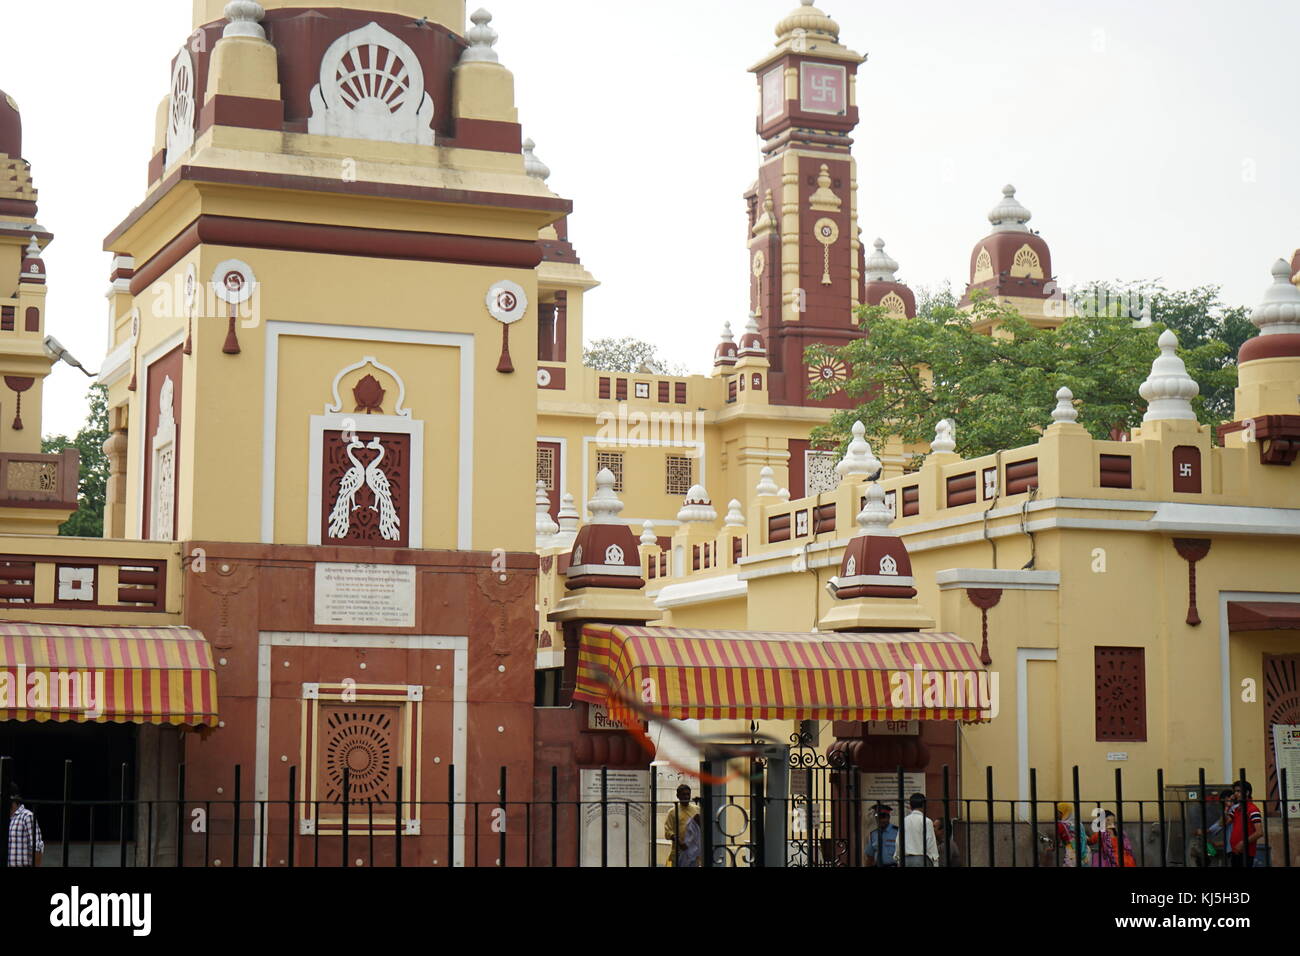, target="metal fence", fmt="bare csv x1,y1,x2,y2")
0,755,1292,867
